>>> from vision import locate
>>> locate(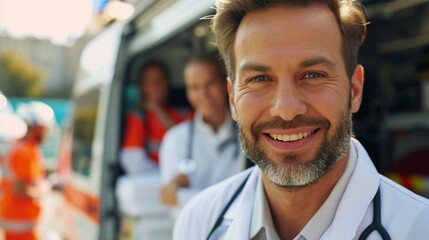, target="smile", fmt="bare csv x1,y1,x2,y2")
269,130,315,142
